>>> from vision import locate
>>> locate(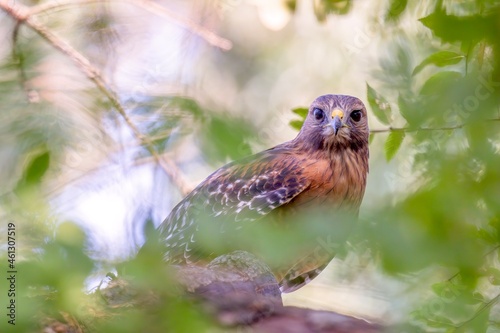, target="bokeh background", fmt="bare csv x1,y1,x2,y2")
1,0,500,331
